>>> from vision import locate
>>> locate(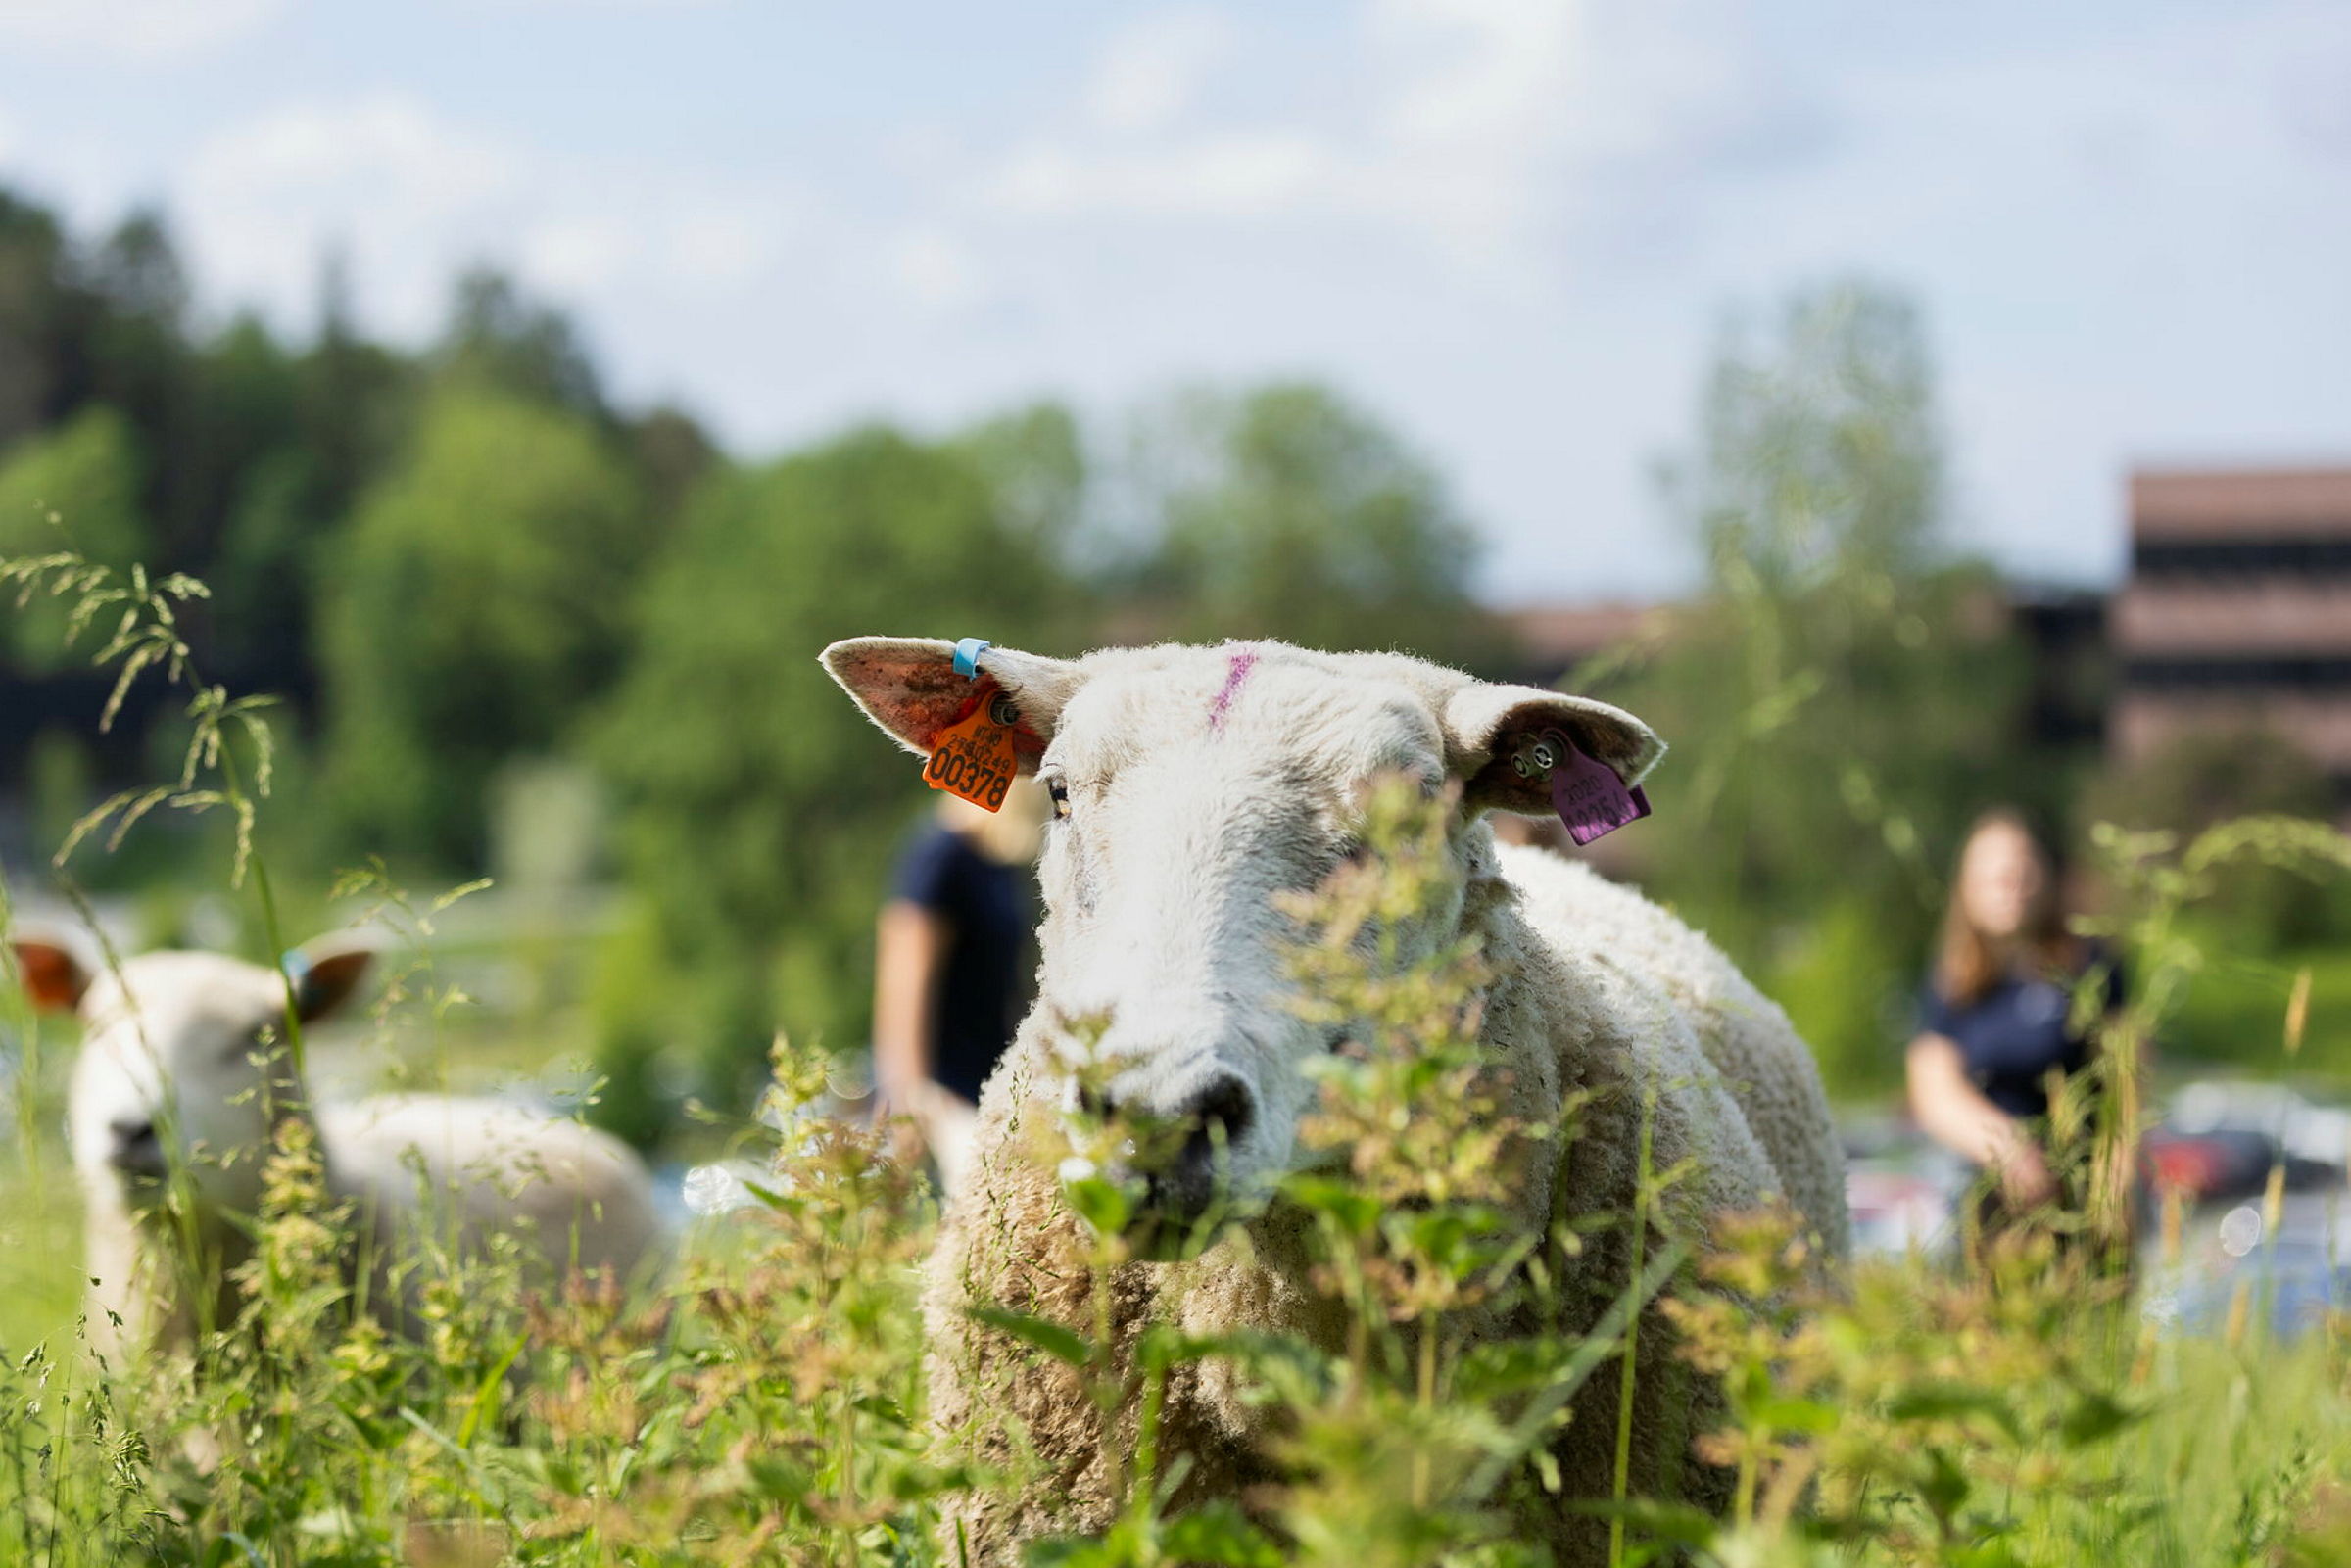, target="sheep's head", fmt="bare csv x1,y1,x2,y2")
824,637,1662,1231
8,937,372,1219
